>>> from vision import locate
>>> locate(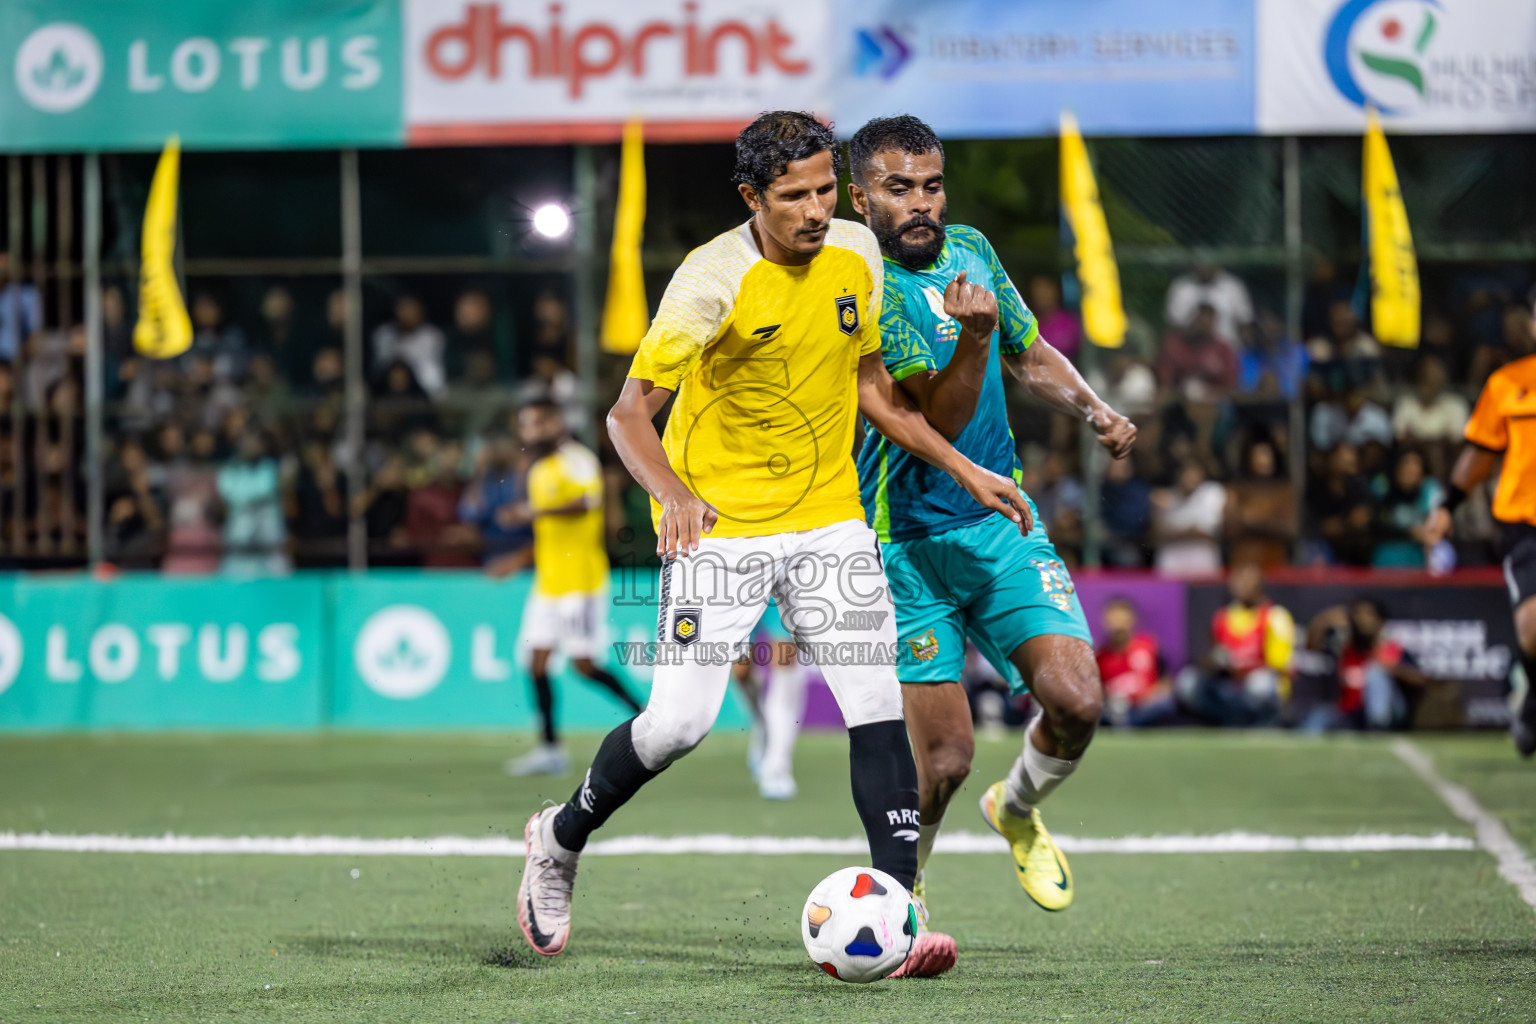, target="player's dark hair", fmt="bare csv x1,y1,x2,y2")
1349,596,1386,619
1105,596,1138,614
849,115,944,186
732,111,842,198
